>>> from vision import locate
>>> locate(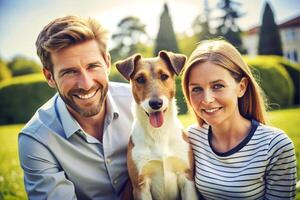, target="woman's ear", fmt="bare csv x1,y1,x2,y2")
238,77,248,98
